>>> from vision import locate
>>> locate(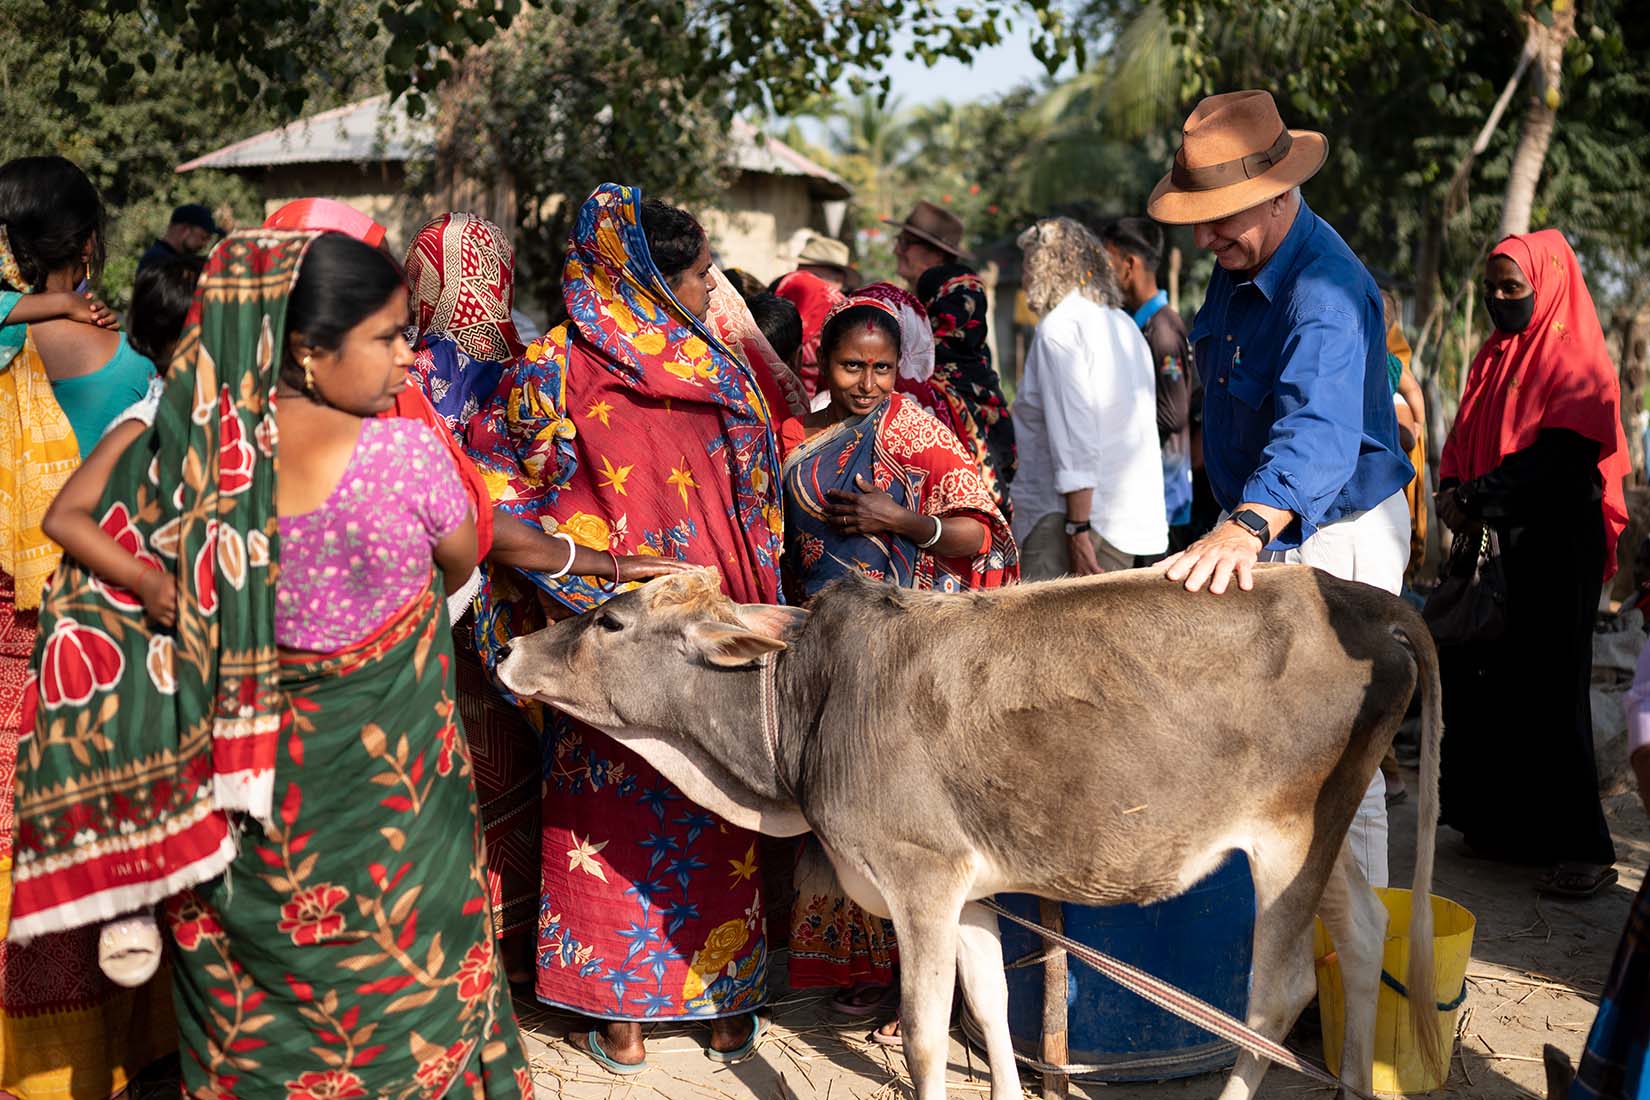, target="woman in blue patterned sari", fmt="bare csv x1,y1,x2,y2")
780,290,1015,1020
